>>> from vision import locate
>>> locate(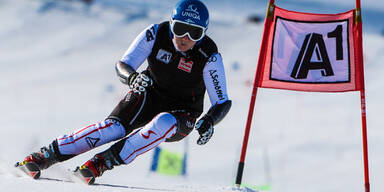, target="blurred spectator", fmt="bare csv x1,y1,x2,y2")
247,15,263,24
59,0,93,5
81,0,93,5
